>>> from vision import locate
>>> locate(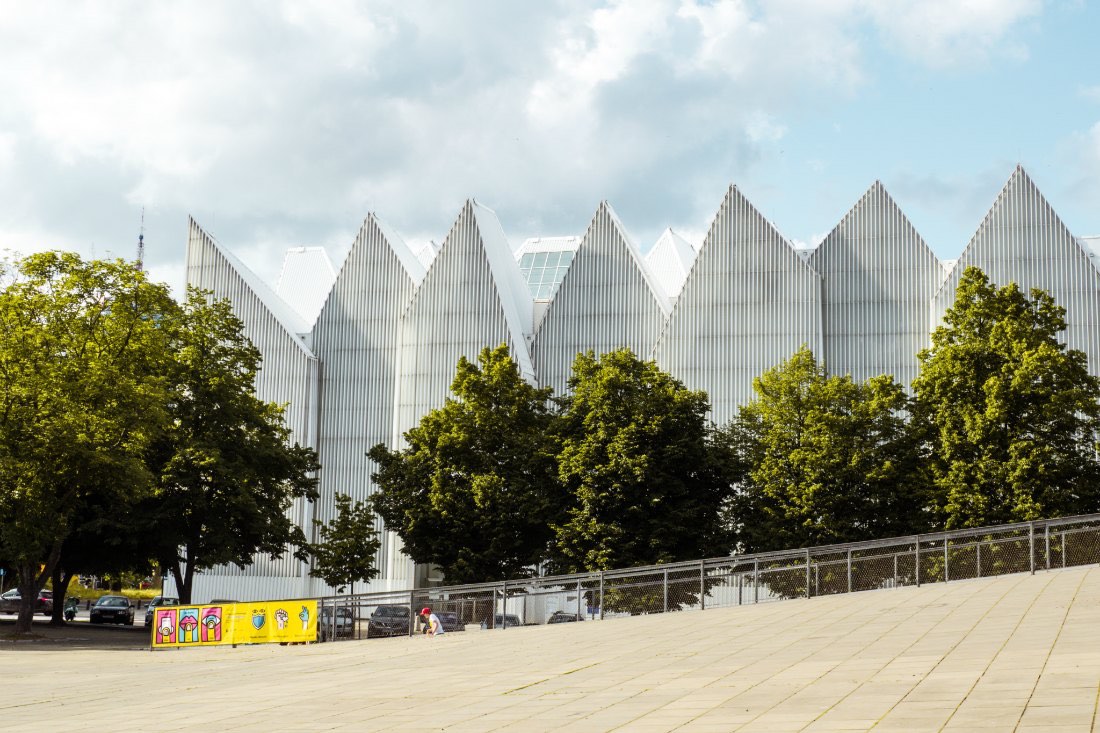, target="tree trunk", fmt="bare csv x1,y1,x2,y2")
49,566,74,626
13,540,63,634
